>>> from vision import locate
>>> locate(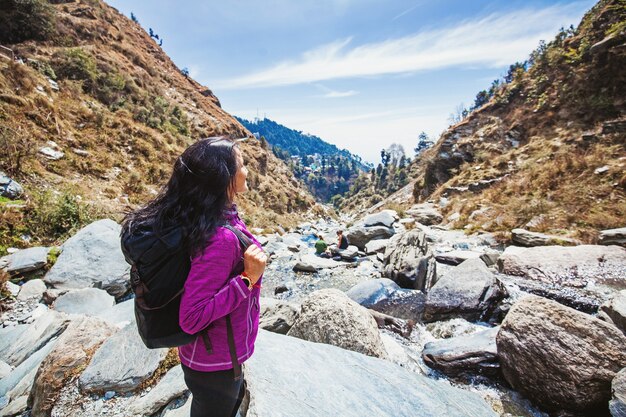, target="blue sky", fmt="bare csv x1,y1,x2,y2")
107,0,595,163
